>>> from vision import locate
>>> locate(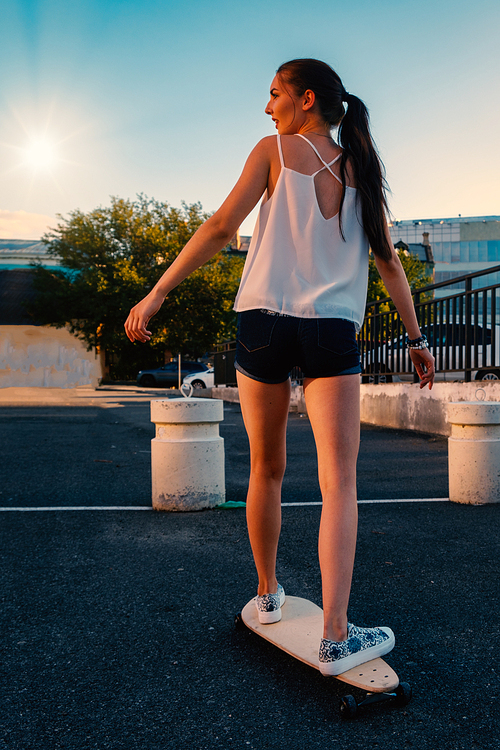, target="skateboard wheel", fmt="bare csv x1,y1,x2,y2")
339,694,357,720
395,682,412,707
234,612,245,630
